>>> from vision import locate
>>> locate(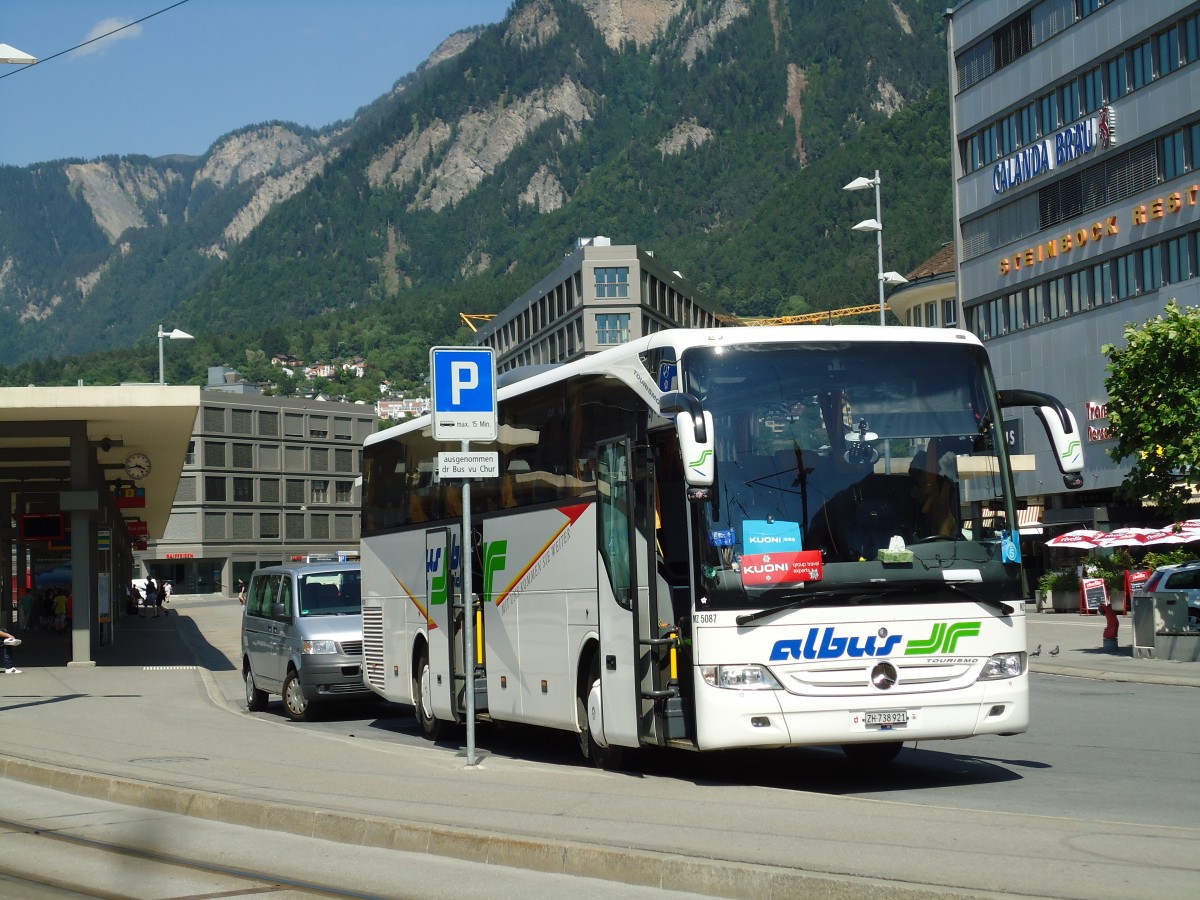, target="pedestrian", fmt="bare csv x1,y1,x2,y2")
156,581,168,616
237,579,247,606
162,580,173,603
145,578,158,618
0,627,21,674
52,589,68,634
18,588,35,631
